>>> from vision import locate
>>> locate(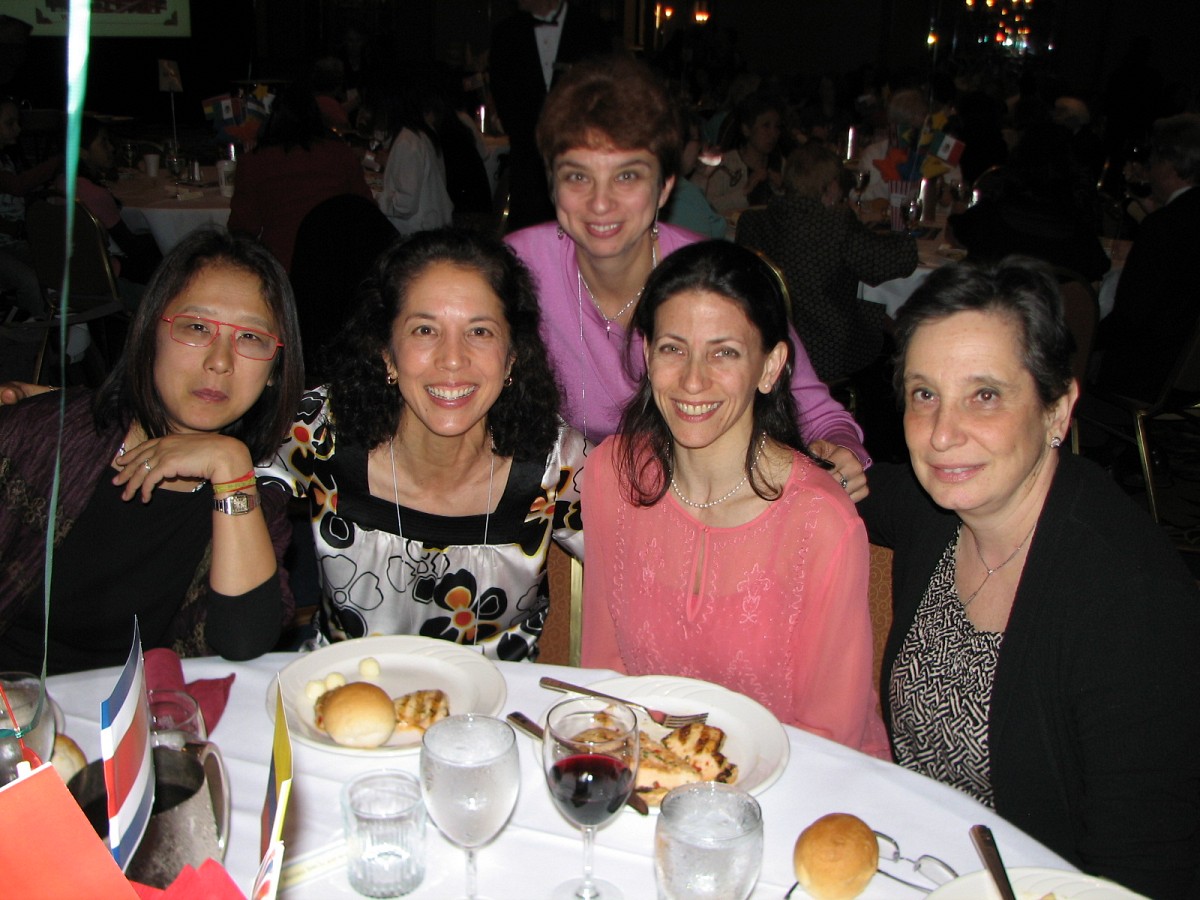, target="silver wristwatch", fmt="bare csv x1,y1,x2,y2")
213,491,259,516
